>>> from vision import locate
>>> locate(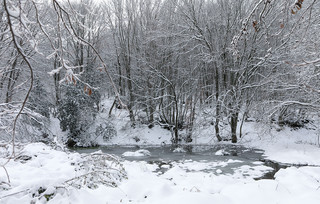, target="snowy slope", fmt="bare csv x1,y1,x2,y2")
95,98,172,145
240,123,320,165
